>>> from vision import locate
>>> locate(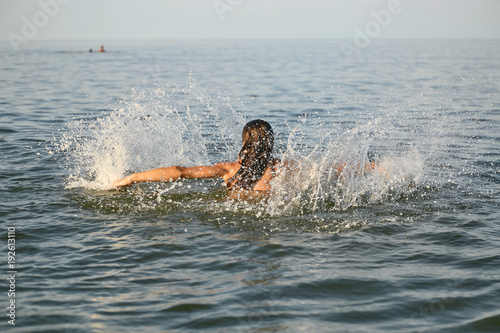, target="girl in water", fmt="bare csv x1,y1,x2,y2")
111,119,381,191
112,119,279,190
